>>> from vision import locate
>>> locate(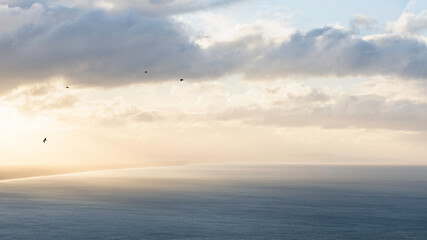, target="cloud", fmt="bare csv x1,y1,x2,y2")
0,3,45,35
1,0,243,15
2,79,427,133
0,81,164,128
81,98,164,126
247,27,427,81
2,2,427,92
2,81,78,113
211,93,427,131
350,14,377,33
387,11,427,33
163,81,427,132
177,11,295,48
361,77,427,103
0,5,256,91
